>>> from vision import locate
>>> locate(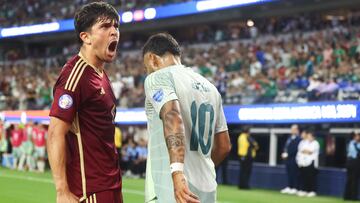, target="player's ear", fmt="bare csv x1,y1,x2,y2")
80,32,91,45
152,54,163,69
